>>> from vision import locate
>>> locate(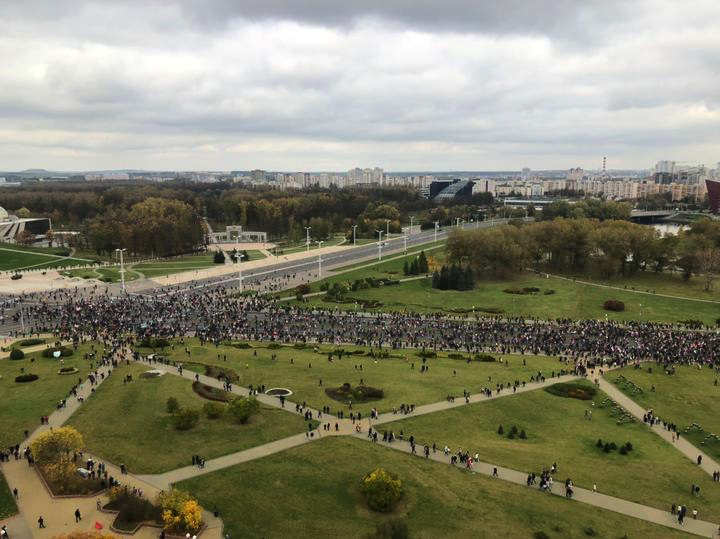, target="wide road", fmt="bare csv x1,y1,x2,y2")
129,217,528,297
